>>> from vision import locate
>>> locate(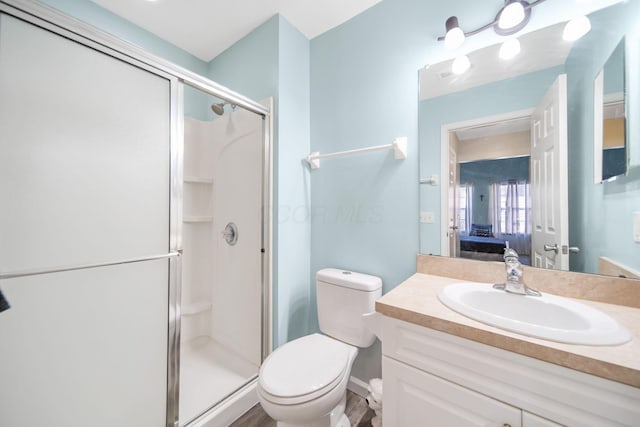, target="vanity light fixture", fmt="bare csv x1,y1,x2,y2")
562,15,592,41
452,55,471,75
439,0,546,49
499,38,521,60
